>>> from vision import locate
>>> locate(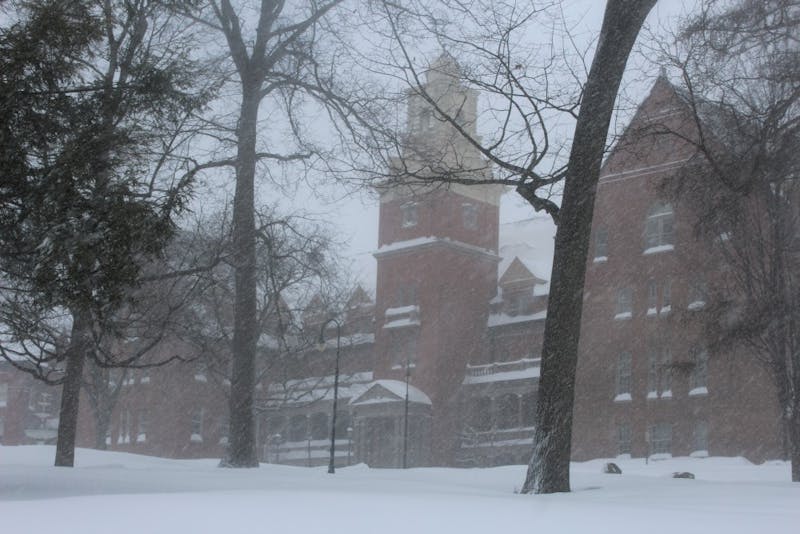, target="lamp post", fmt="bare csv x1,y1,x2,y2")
317,318,342,474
